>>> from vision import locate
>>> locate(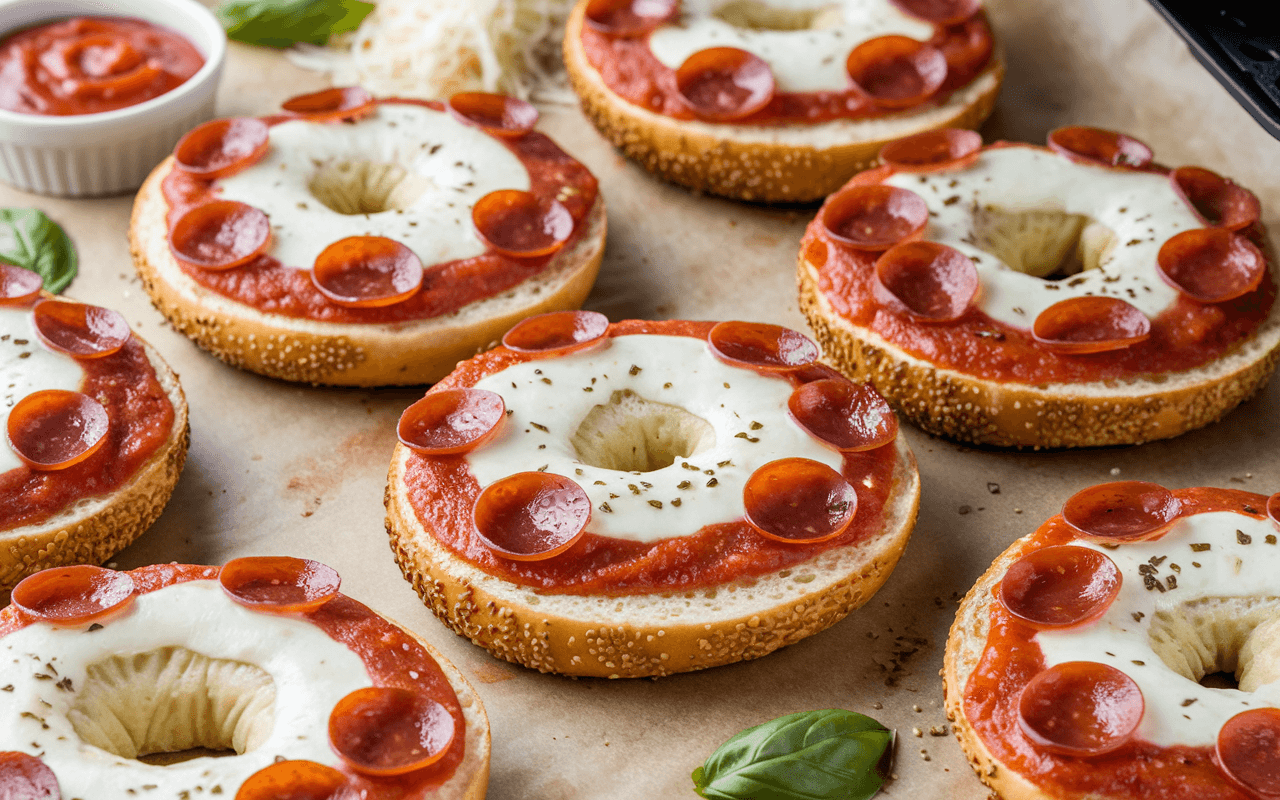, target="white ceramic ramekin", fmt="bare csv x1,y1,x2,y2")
0,0,226,196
